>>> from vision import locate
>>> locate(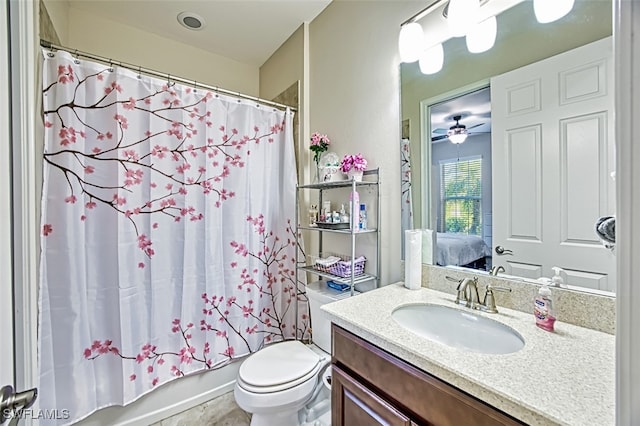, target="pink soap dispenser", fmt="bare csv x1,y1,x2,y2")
534,283,556,332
